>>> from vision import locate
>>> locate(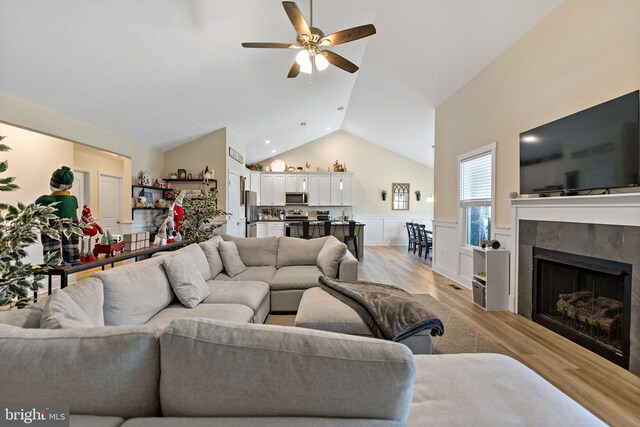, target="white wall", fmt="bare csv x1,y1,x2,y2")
432,0,640,289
